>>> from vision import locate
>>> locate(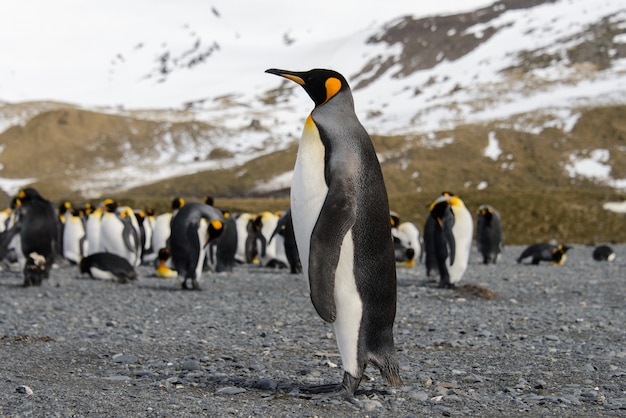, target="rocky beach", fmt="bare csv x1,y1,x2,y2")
1,244,624,417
